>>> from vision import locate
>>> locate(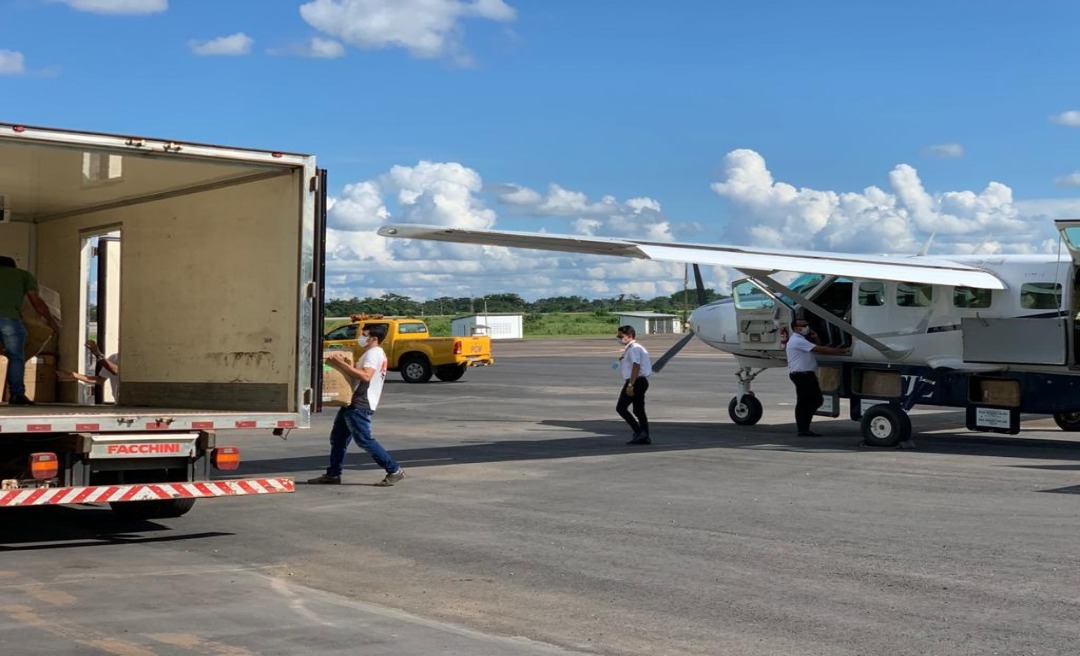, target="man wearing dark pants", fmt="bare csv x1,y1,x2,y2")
616,325,653,445
786,318,850,436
